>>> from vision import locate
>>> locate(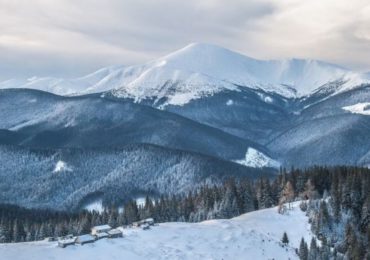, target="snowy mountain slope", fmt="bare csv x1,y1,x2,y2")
1,43,368,106
0,202,313,260
267,86,370,167
342,102,370,115
0,144,273,210
0,66,123,96
103,44,369,105
0,89,269,161
235,147,281,168
157,88,292,144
